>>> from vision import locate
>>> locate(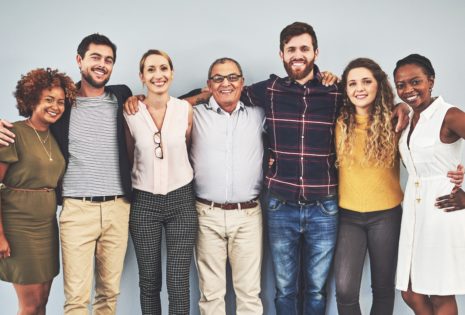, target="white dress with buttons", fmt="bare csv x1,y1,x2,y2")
396,96,465,295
